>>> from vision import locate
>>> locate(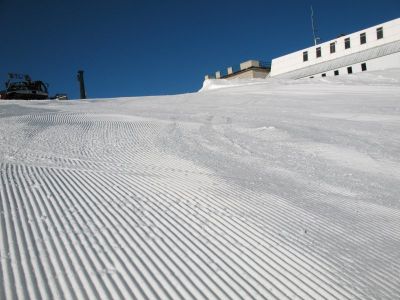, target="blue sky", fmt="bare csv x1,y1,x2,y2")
1,0,399,99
